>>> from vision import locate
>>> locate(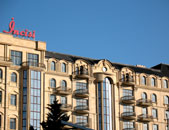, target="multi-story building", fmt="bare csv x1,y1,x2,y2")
0,32,169,130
